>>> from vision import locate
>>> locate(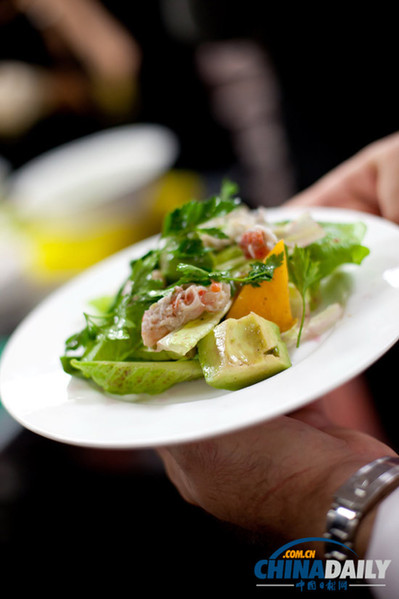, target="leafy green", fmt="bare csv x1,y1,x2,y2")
88,295,115,315
159,179,241,283
287,246,320,346
211,245,247,272
61,249,164,370
196,227,229,239
309,223,370,281
174,237,210,258
287,221,370,346
159,235,214,283
71,358,203,395
175,252,284,288
161,179,240,237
